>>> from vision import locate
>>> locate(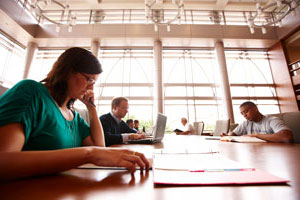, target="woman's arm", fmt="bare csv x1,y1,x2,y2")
82,105,105,147
80,92,105,147
0,146,150,181
0,123,149,181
